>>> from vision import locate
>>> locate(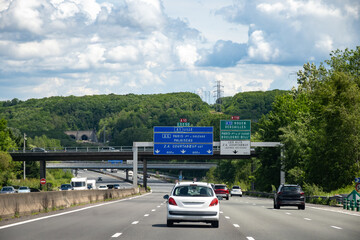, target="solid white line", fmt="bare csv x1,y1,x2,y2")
233,224,240,228
112,233,122,238
331,226,342,230
132,221,139,225
0,192,152,230
304,218,312,221
157,206,161,208
247,237,255,240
